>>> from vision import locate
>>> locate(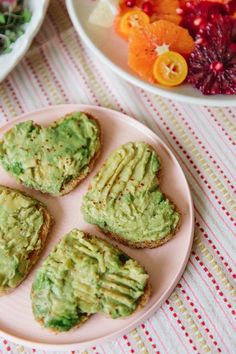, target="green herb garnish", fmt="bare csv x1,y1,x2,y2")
0,1,31,54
